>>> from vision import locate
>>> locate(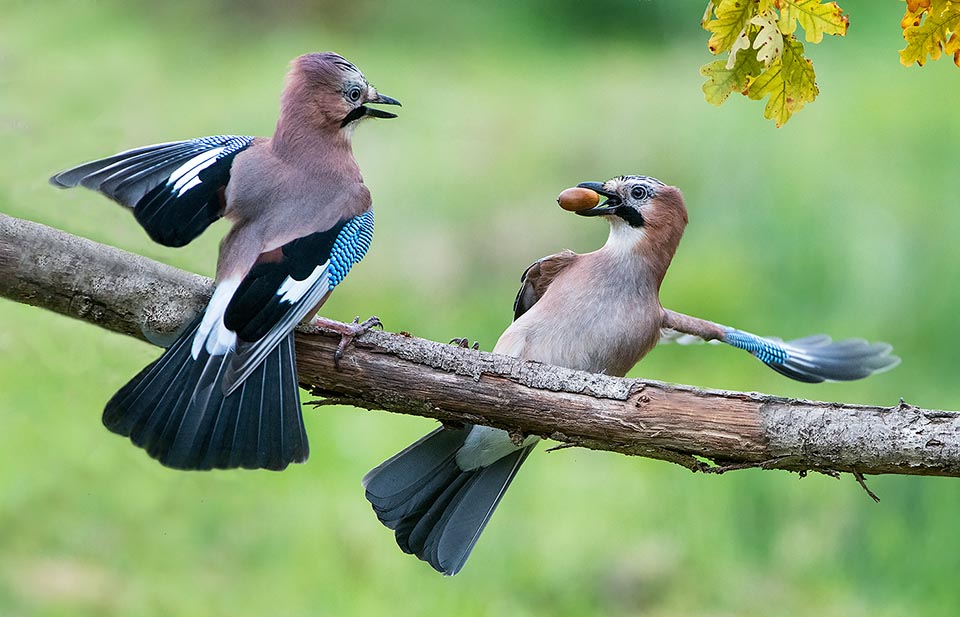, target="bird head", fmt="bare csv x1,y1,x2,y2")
573,175,688,271
574,175,687,241
284,52,400,131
